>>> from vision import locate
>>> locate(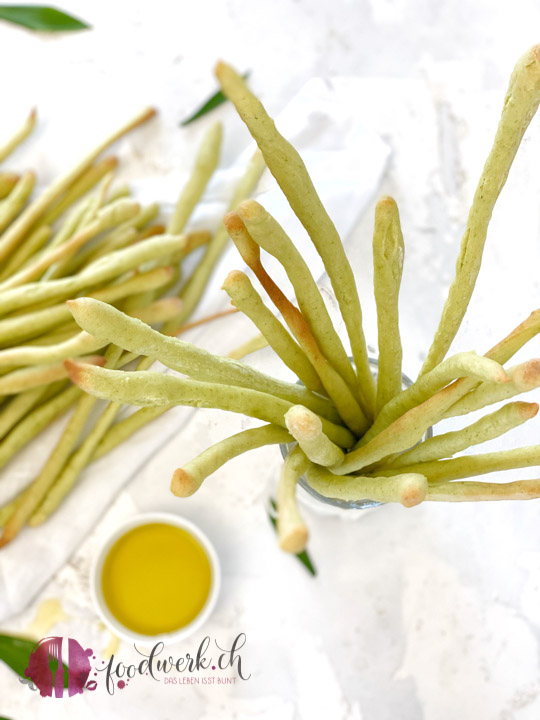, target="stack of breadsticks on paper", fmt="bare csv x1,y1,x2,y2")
16,47,540,554
0,107,265,546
